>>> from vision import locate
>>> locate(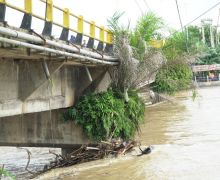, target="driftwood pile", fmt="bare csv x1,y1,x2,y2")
44,140,136,171
20,141,153,179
